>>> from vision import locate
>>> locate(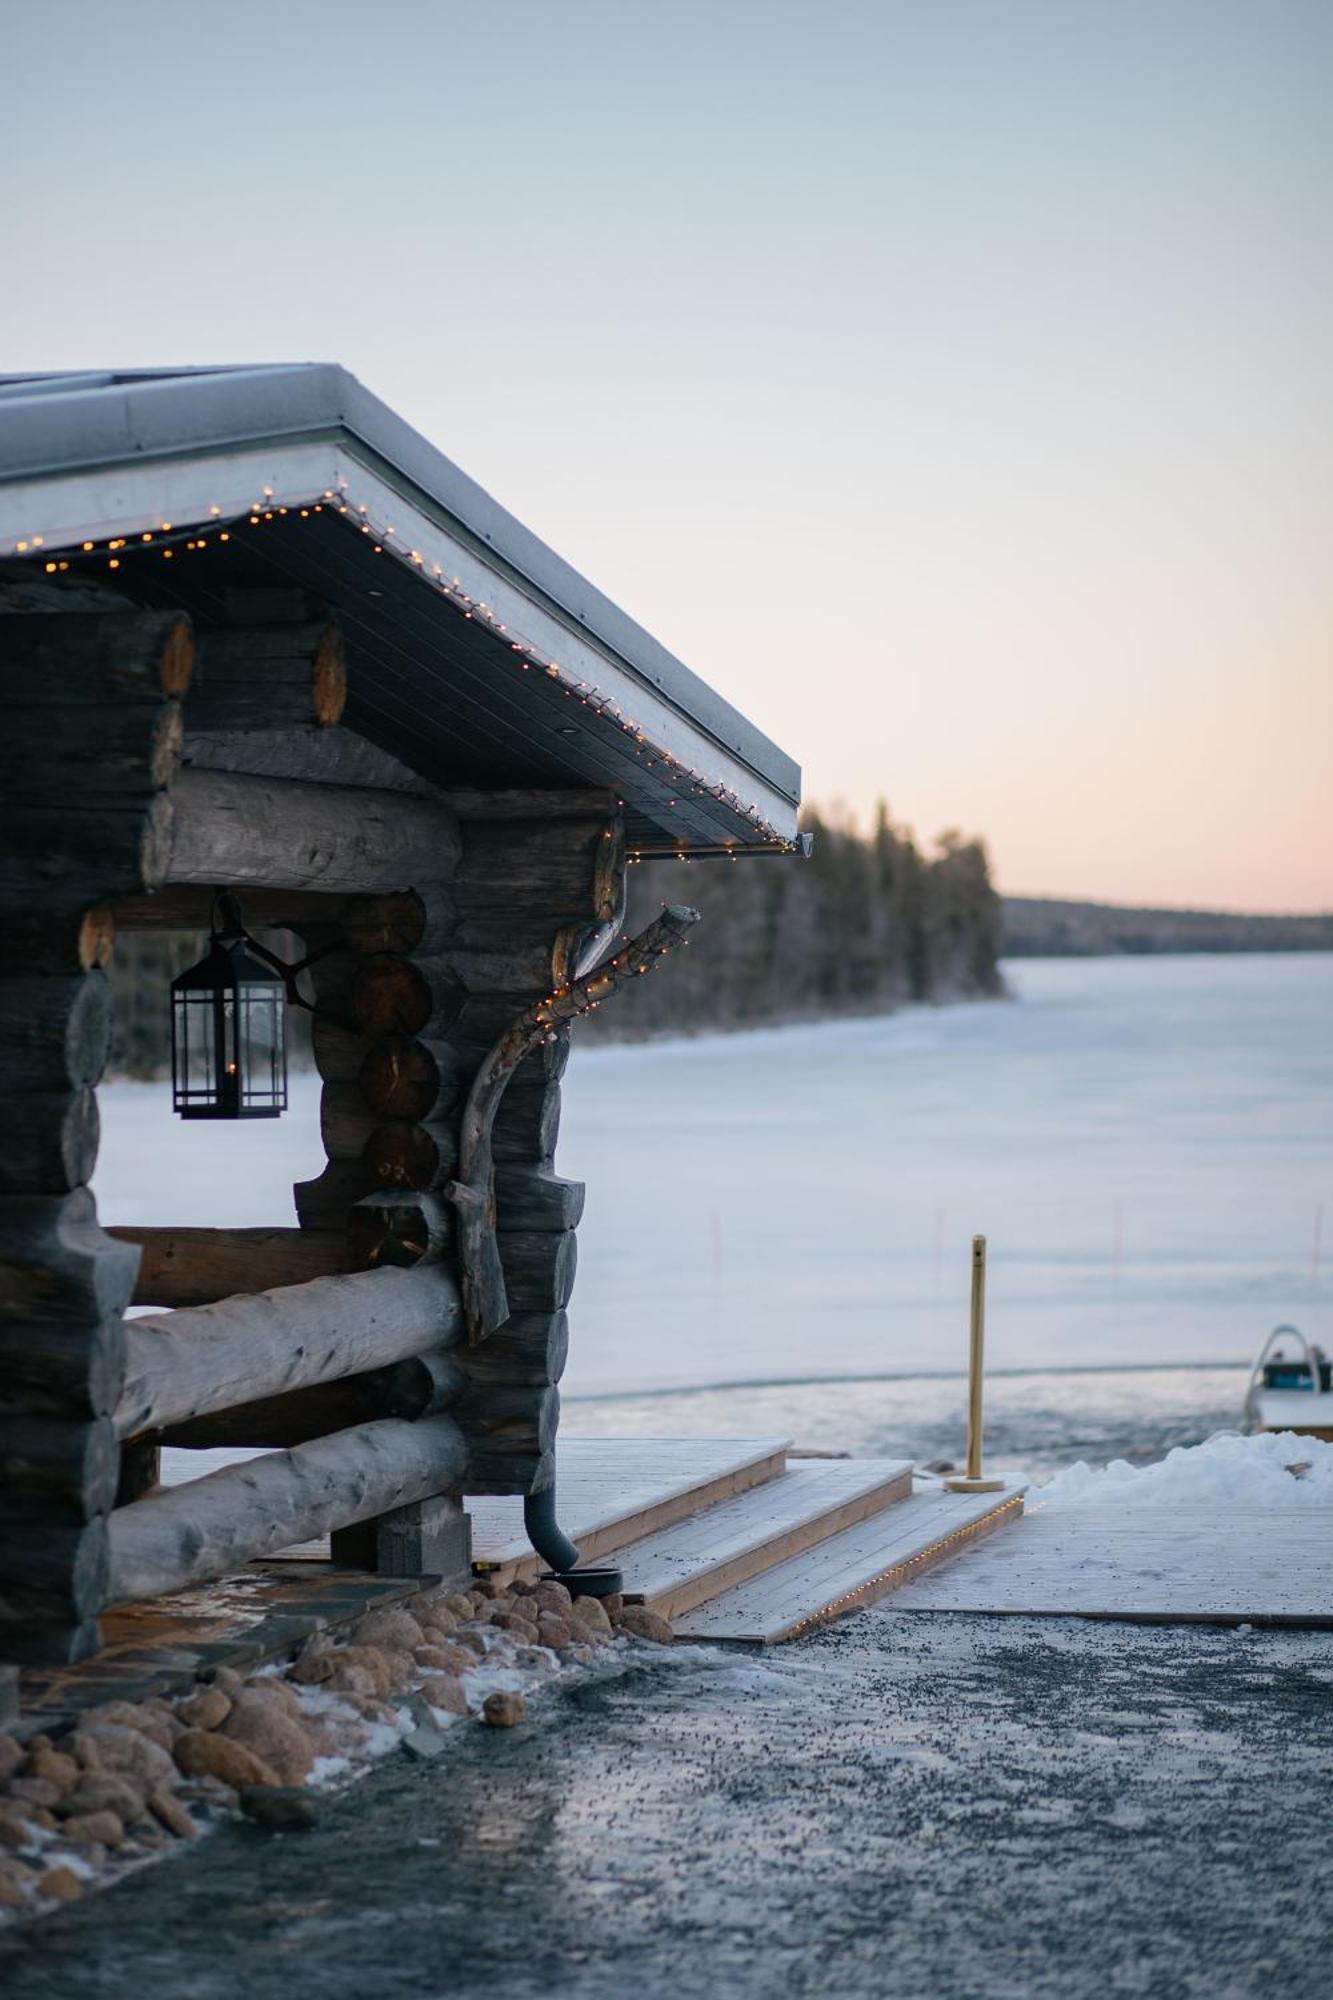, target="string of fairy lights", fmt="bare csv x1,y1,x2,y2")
14,479,797,860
